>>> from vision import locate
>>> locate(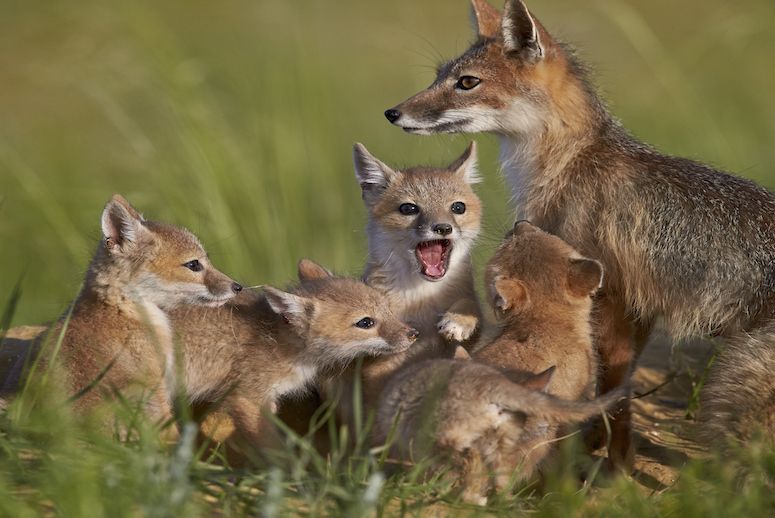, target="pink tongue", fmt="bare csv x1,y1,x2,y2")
418,241,445,277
